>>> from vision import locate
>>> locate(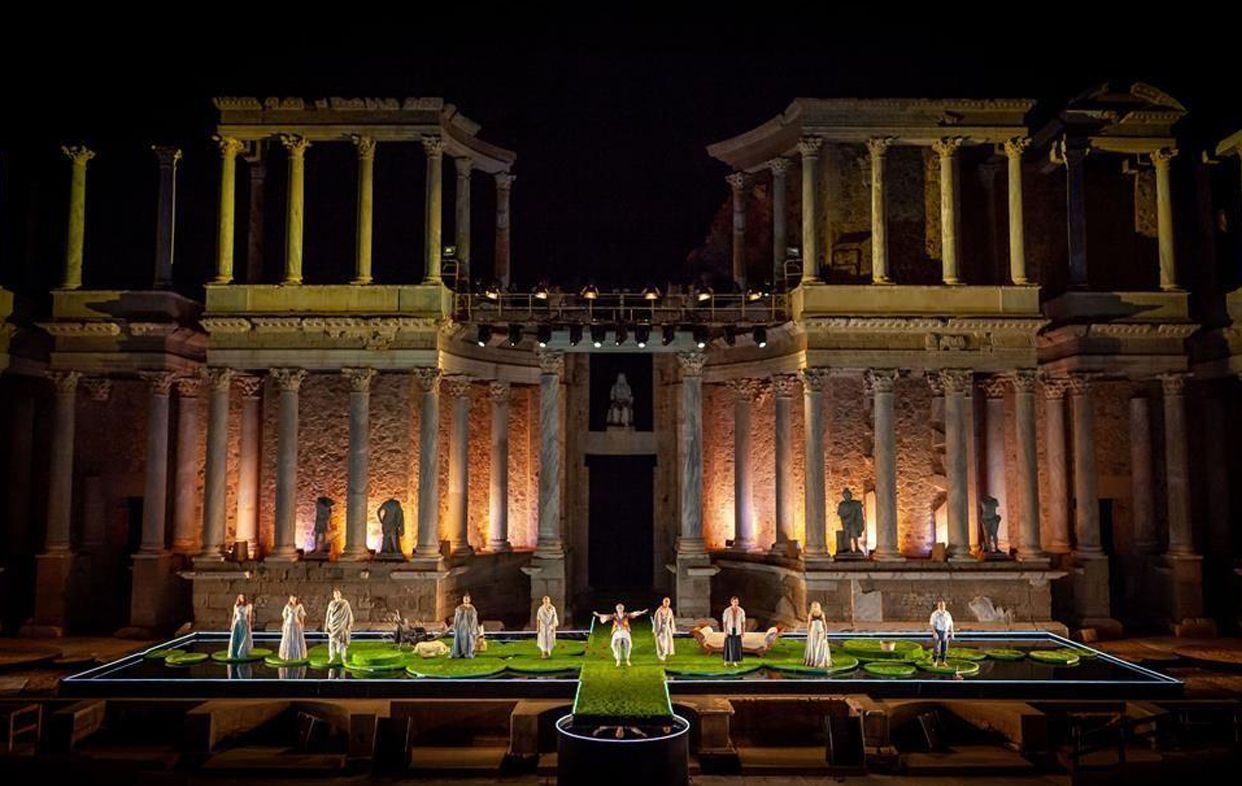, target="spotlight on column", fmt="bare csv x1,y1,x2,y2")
590,323,606,348
507,323,523,347
475,324,493,347
581,283,600,300
635,323,651,348
693,326,710,349
753,326,768,348
568,323,583,346
724,325,737,346
614,324,628,346
661,324,677,346
537,323,553,348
